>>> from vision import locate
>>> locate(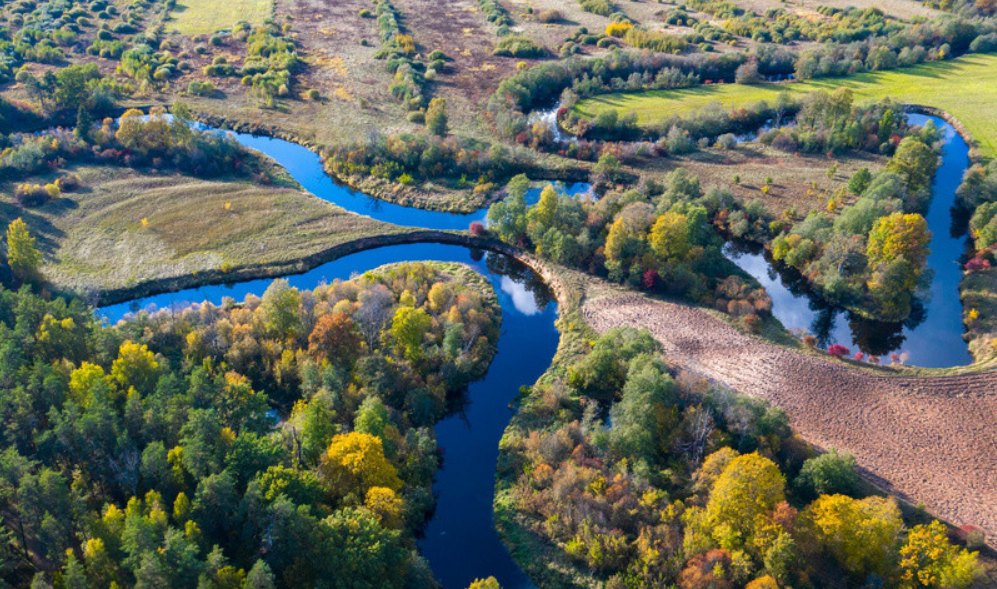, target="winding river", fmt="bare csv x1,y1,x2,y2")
96,111,972,588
